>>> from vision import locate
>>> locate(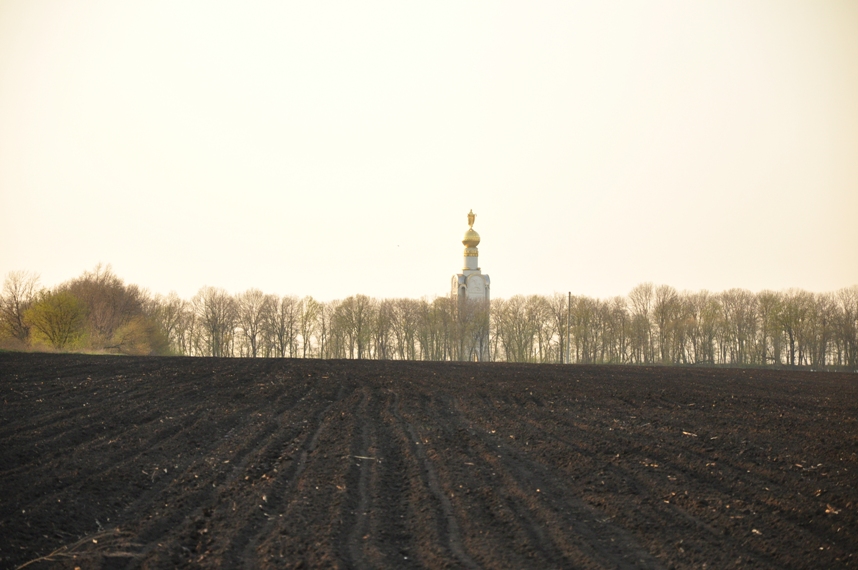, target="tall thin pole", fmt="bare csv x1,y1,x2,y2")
566,291,571,364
